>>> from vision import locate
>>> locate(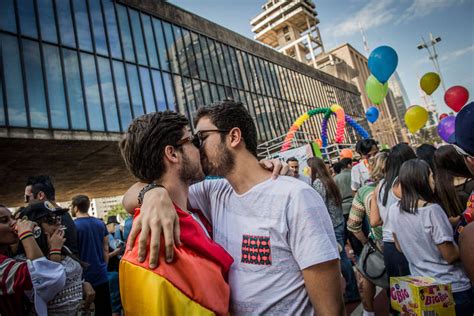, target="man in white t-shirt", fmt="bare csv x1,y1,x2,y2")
124,101,344,315
287,157,313,185
351,139,379,193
